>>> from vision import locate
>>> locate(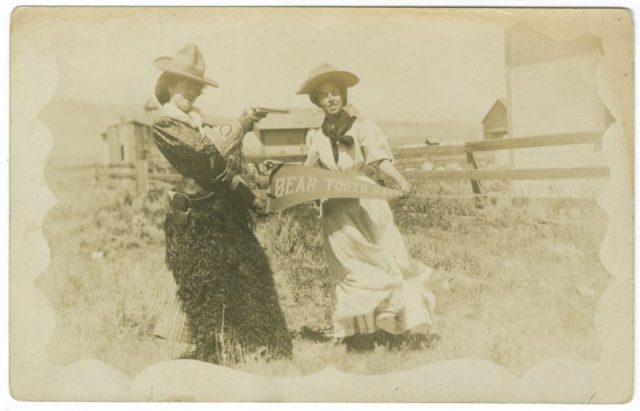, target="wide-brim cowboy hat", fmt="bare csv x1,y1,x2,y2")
296,63,359,95
153,44,218,104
